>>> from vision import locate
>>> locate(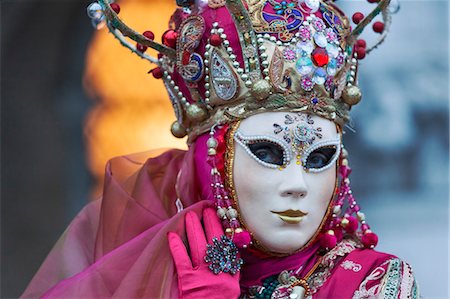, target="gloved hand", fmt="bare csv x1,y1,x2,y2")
168,207,241,299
